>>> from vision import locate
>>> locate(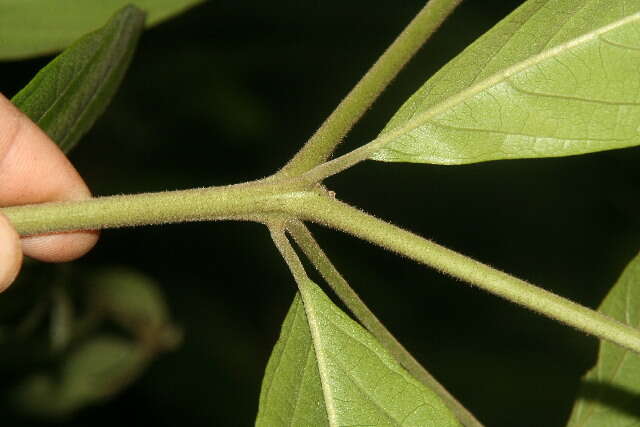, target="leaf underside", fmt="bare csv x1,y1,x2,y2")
256,280,459,426
11,5,145,154
566,251,640,426
373,0,640,165
0,0,204,60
